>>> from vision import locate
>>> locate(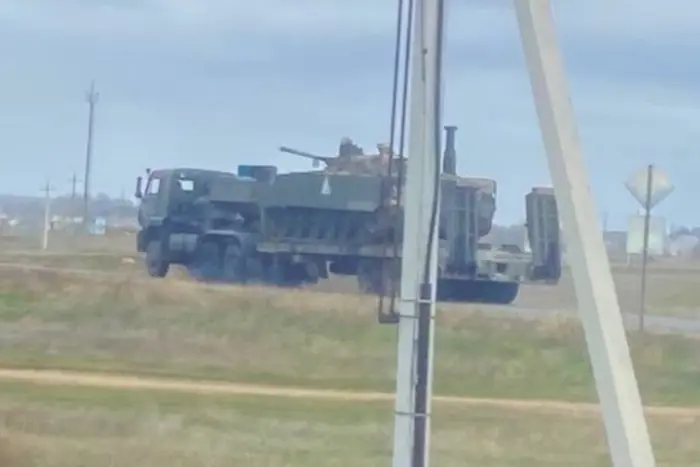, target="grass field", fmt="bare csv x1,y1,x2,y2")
0,244,699,465
1,383,699,467
2,240,700,317
1,267,700,406
0,231,134,254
